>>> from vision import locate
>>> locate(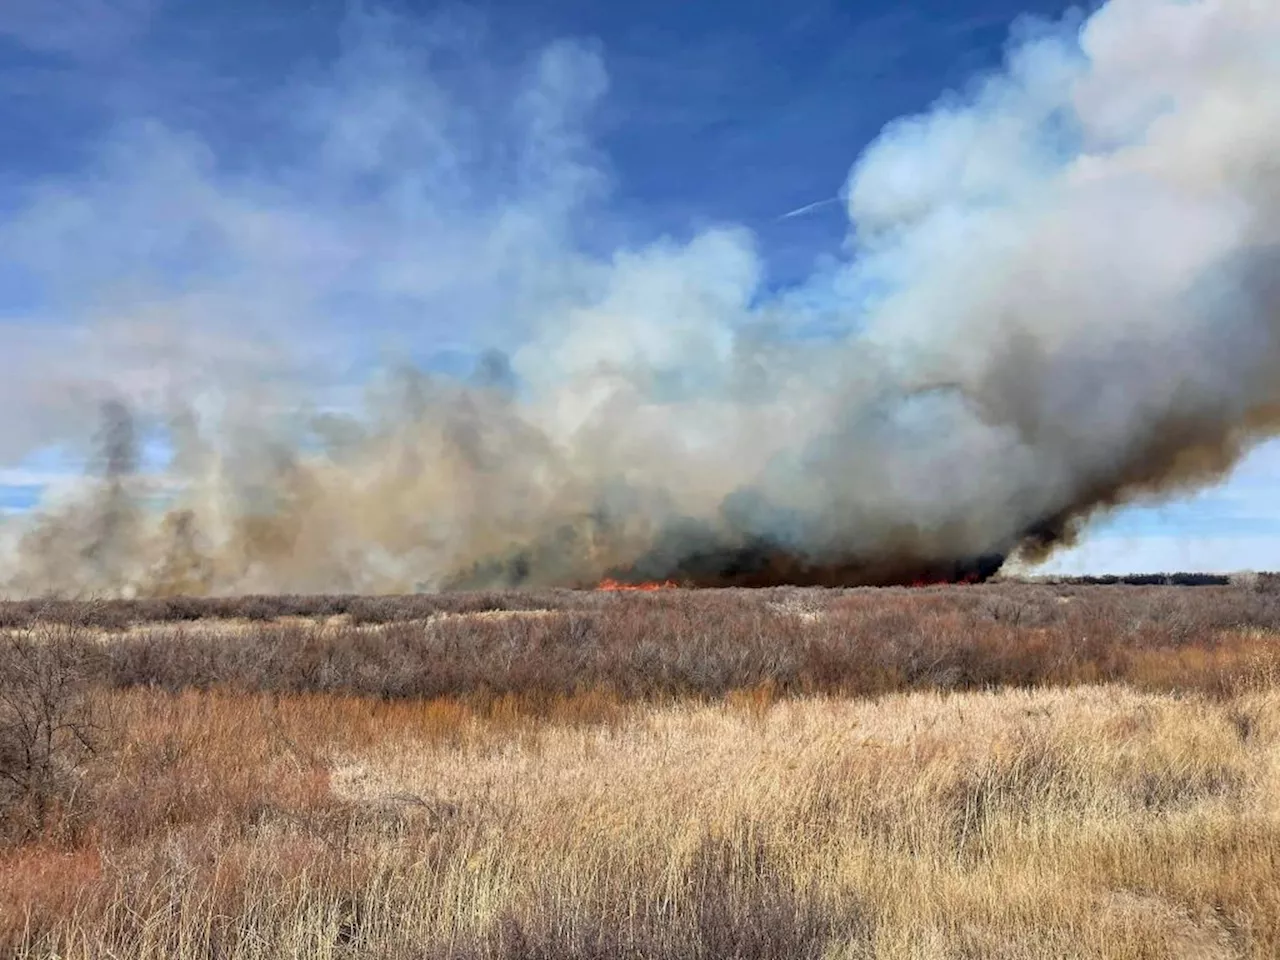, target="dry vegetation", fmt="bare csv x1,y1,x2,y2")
3,581,1280,958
